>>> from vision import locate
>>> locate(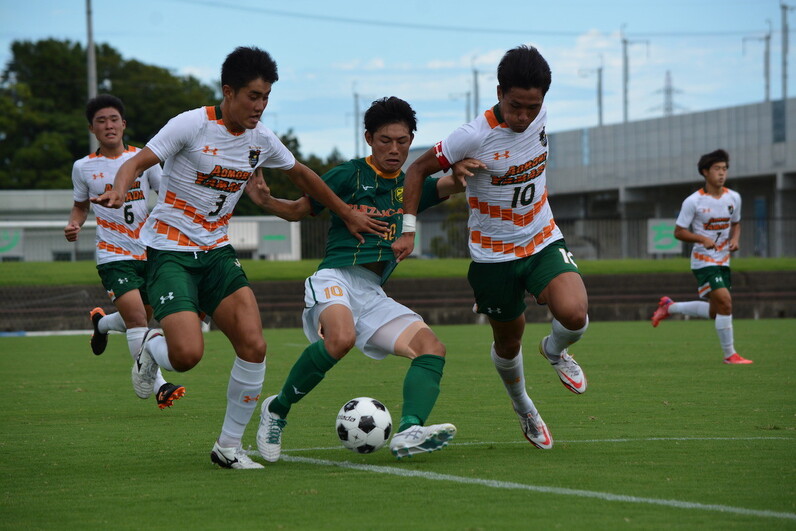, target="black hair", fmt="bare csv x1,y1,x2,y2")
697,149,730,176
497,45,552,95
85,94,125,124
363,97,417,135
221,46,279,91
